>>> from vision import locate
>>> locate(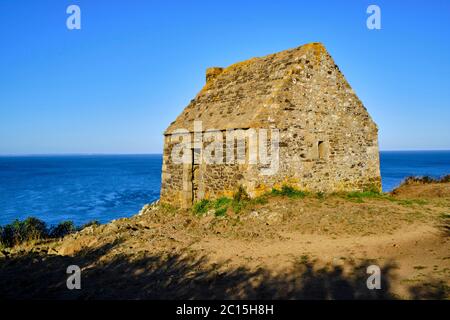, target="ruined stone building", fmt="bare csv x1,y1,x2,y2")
160,42,381,207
